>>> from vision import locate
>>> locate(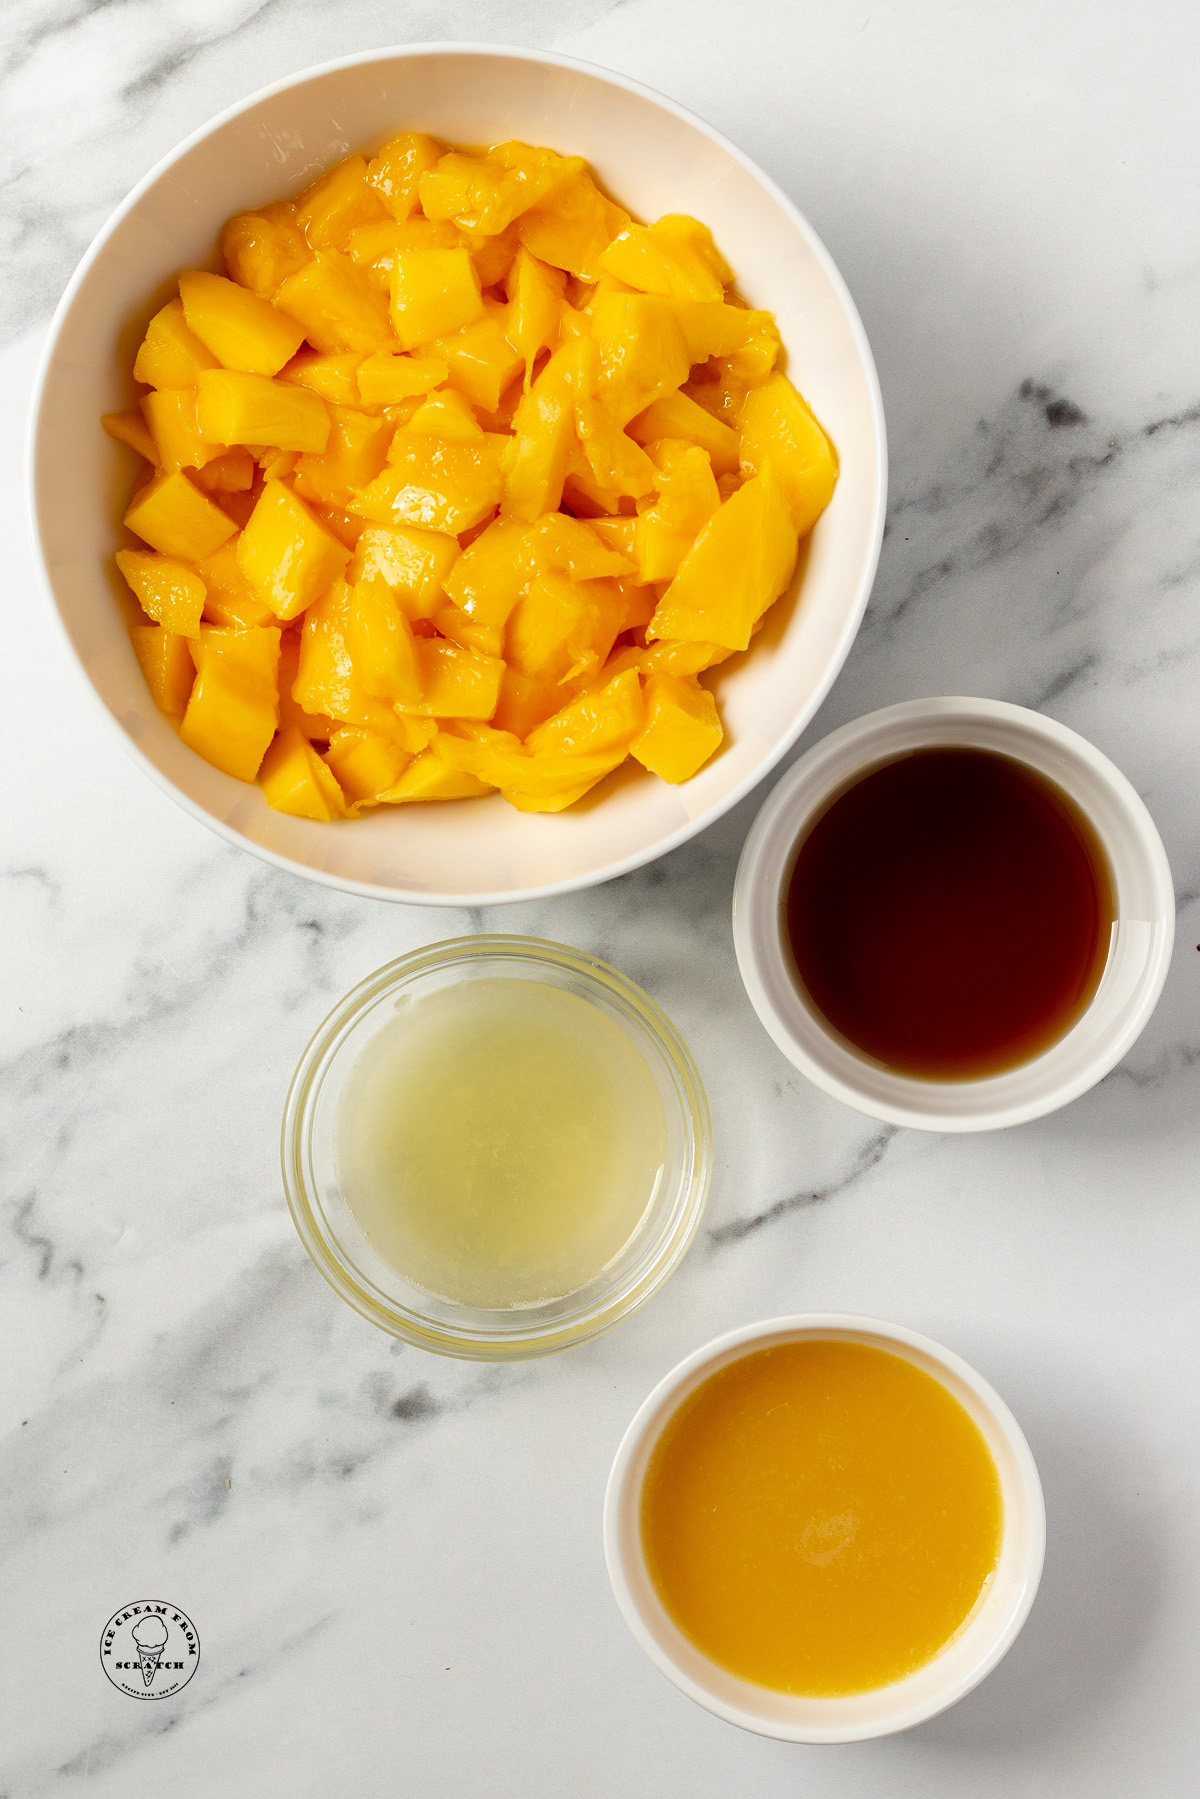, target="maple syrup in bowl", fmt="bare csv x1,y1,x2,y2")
733,698,1174,1130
